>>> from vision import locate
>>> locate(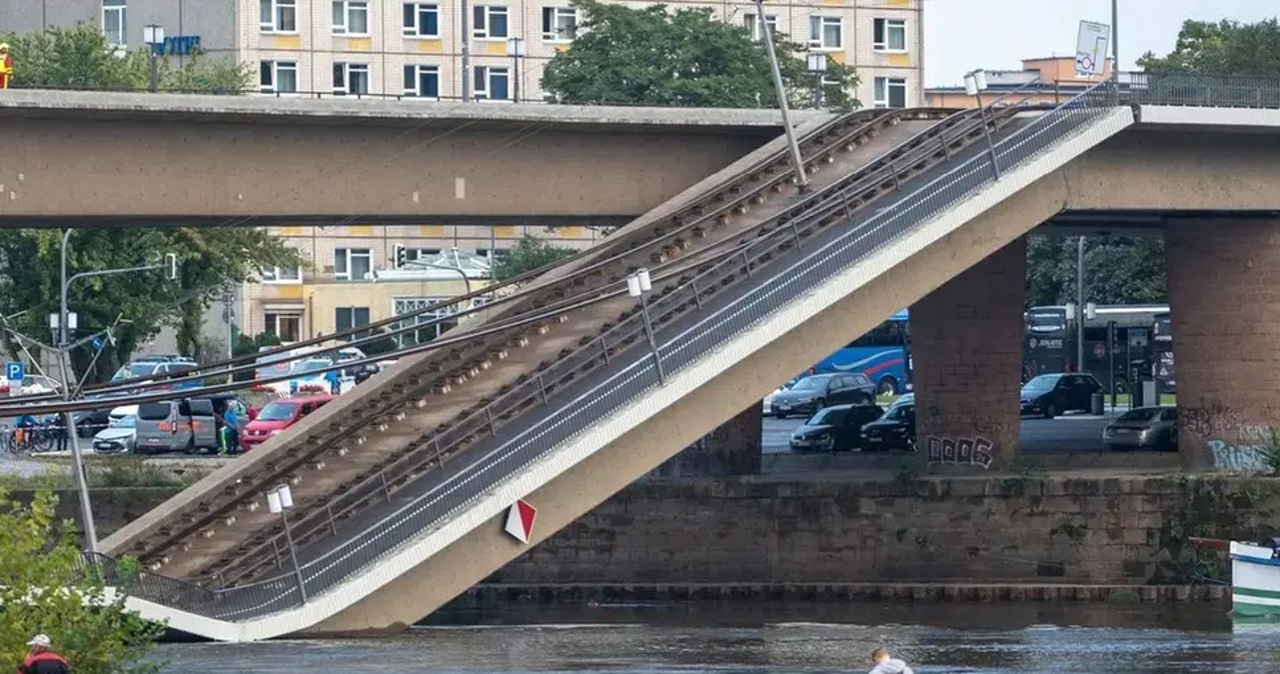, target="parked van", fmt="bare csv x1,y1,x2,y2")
134,394,249,455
